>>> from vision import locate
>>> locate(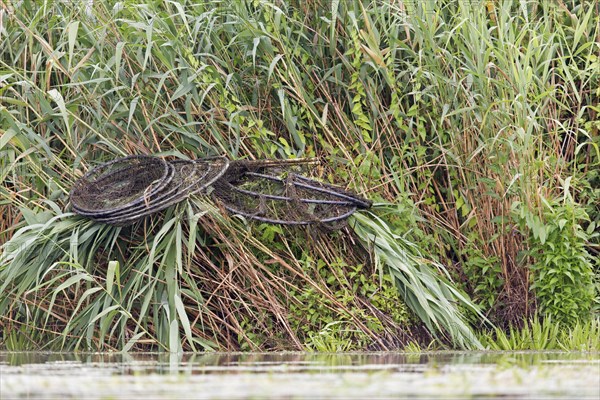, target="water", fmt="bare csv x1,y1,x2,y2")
1,351,598,399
